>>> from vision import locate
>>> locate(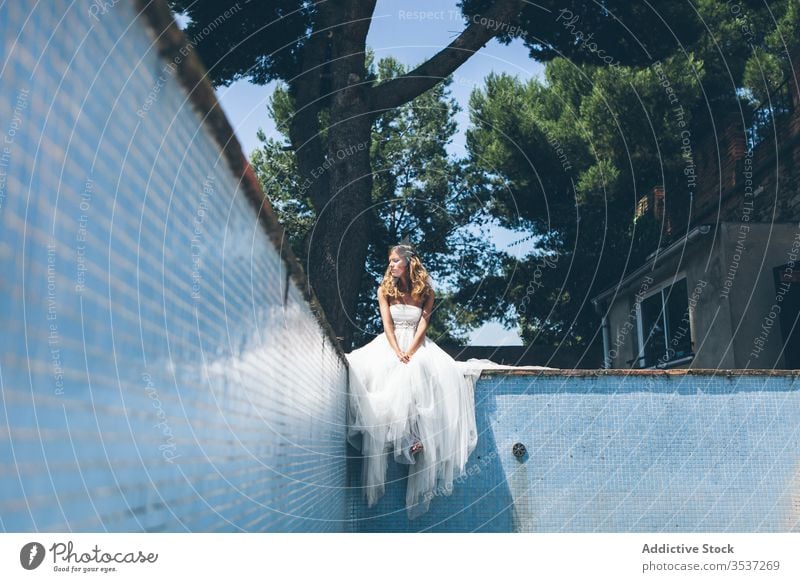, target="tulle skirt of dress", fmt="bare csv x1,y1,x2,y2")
345,327,478,519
